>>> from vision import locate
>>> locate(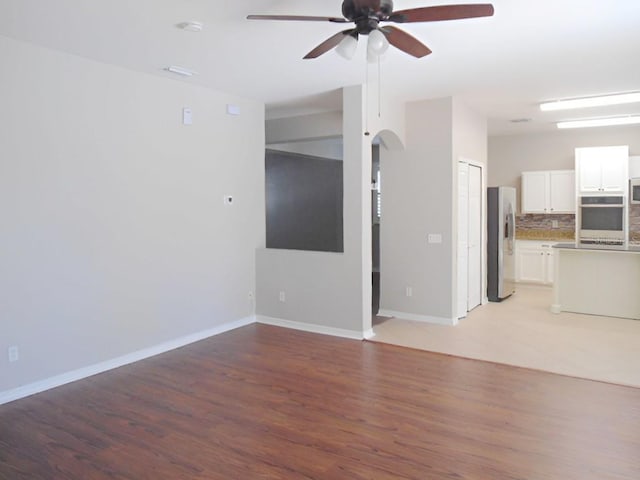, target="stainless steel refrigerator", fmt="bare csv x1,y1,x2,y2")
487,186,516,302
